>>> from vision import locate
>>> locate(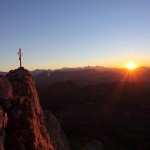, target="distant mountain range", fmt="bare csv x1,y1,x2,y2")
0,71,7,75
33,66,150,87
2,66,150,87
1,66,149,76
30,66,115,76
